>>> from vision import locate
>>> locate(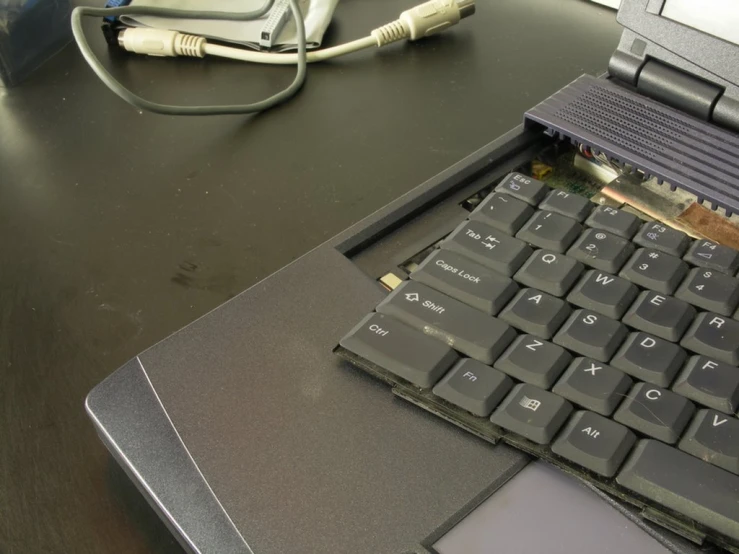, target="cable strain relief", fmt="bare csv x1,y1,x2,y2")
371,20,410,46
175,34,206,58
